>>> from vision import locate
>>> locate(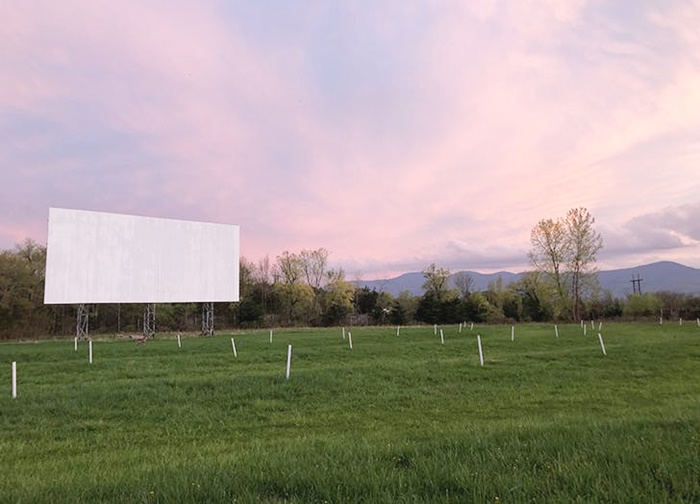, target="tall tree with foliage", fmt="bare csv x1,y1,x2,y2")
421,263,452,302
528,217,569,317
320,268,355,325
299,248,329,324
528,208,603,321
0,240,51,337
565,207,603,321
417,264,459,324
